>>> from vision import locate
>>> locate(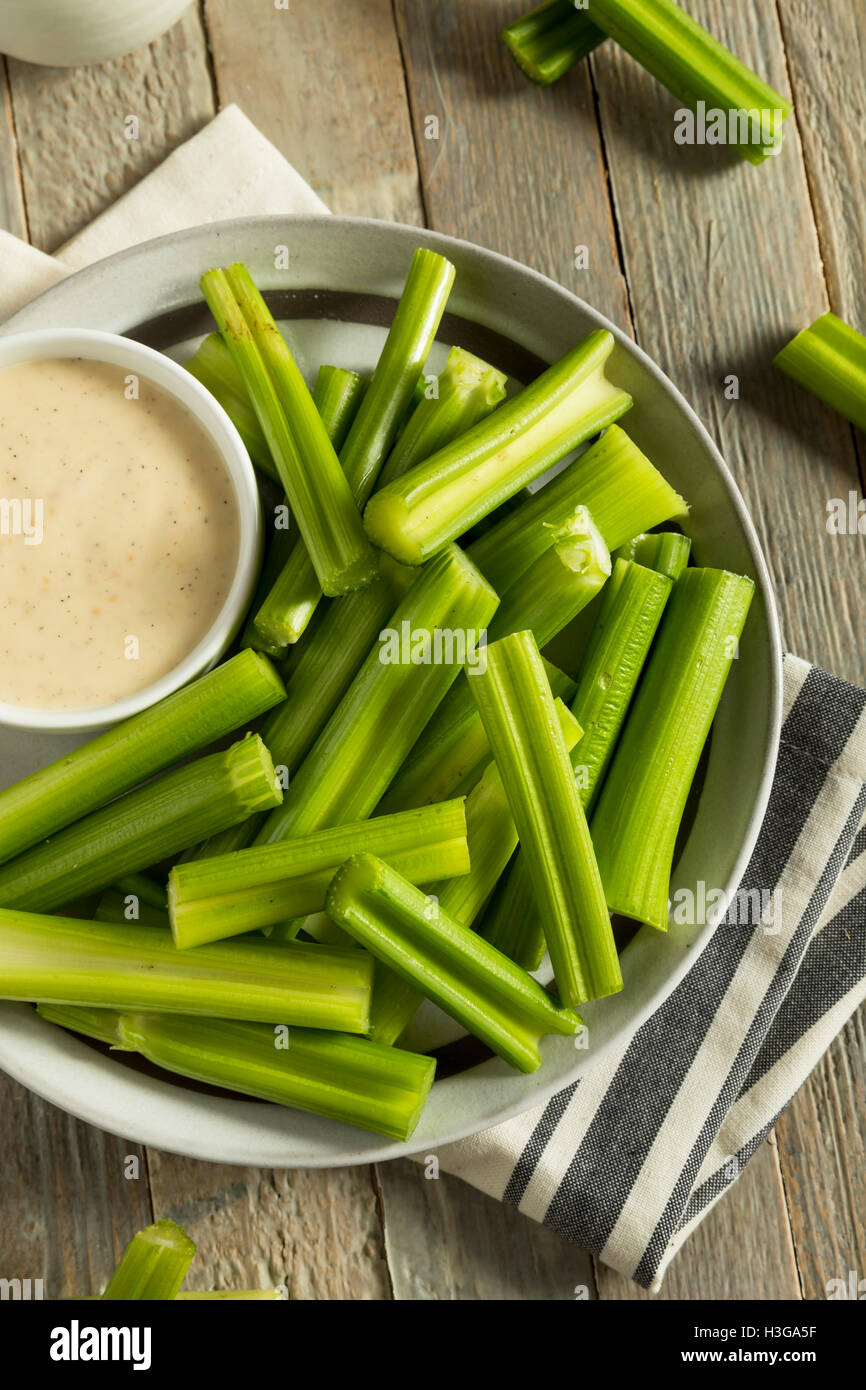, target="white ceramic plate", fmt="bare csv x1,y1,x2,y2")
0,216,782,1167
